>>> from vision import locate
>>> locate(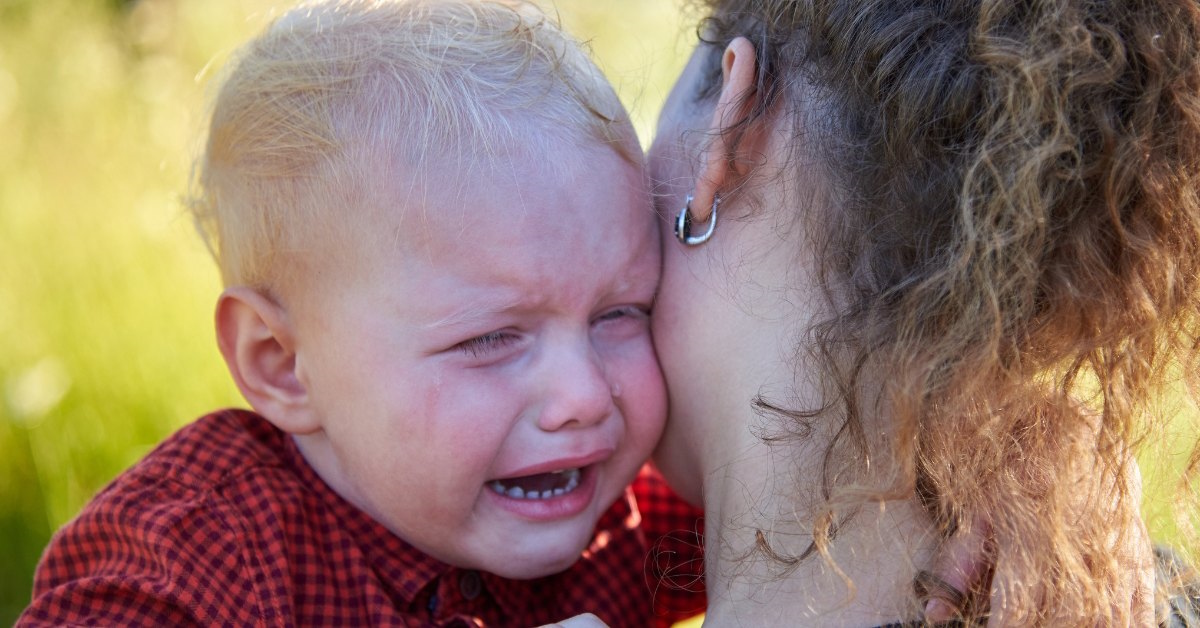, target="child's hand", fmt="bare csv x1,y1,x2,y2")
538,613,609,628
